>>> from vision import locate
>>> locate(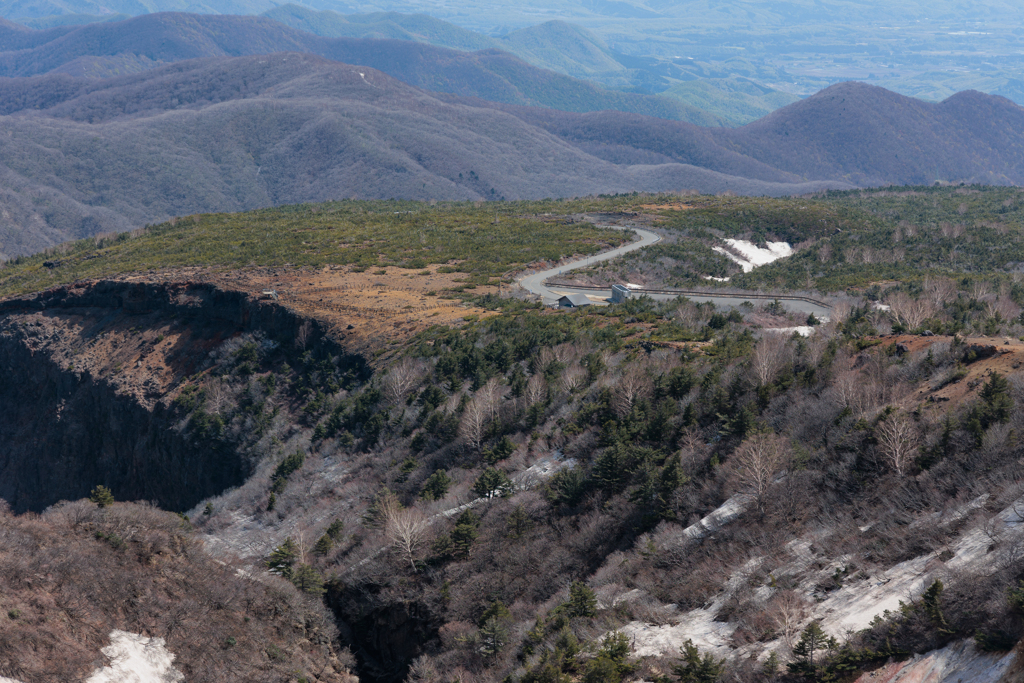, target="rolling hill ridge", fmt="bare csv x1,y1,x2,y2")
0,53,846,258
0,12,724,125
